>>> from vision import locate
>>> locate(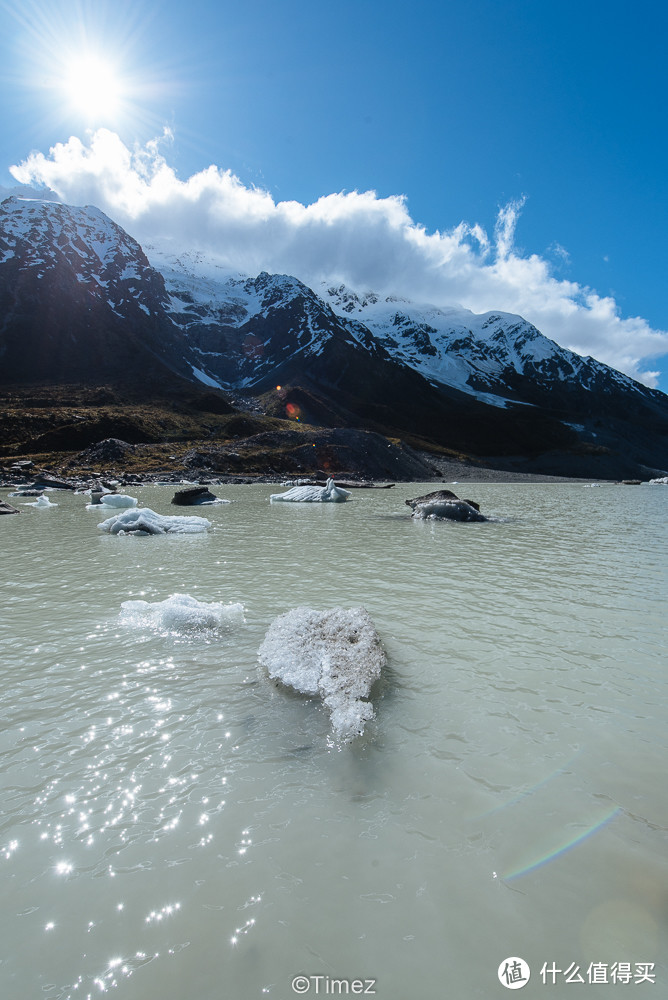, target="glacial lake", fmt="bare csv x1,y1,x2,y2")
1,481,666,999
